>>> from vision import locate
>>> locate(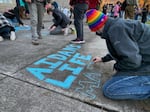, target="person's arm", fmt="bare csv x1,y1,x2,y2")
14,7,24,25
53,10,62,26
108,24,142,71
93,54,113,63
